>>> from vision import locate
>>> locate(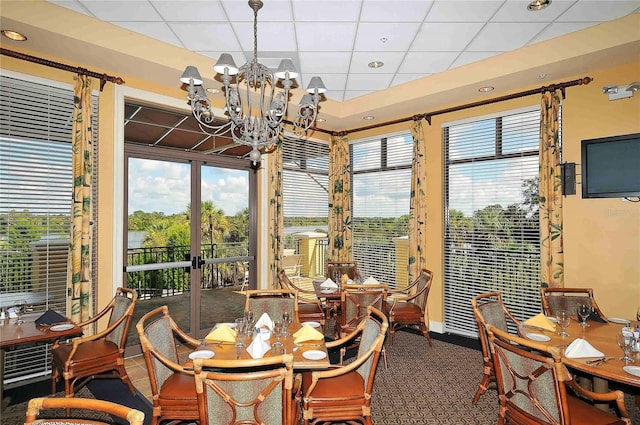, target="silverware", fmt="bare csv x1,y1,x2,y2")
586,357,612,366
